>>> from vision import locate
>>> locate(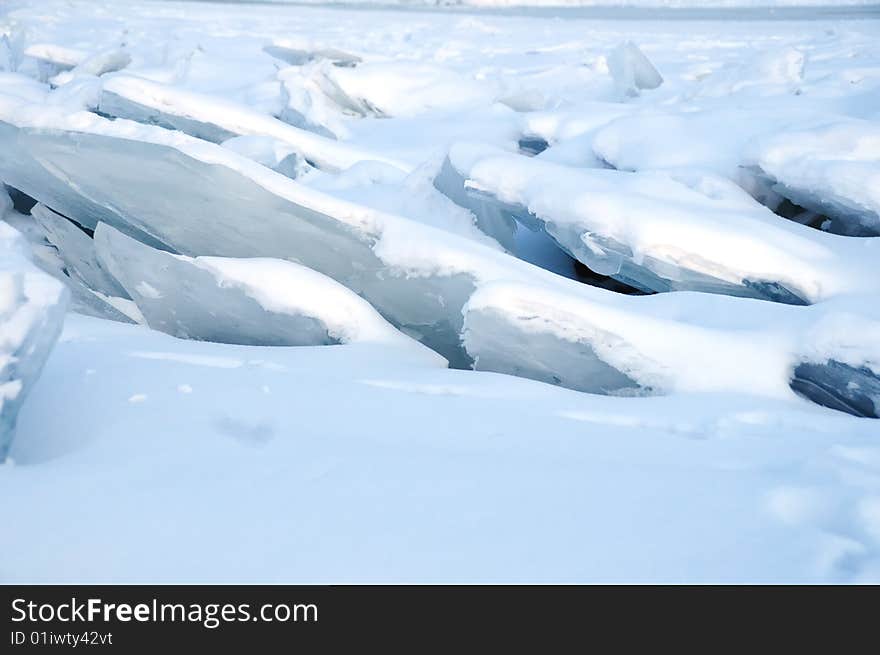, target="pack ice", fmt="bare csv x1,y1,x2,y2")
2,0,880,584
2,93,879,417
